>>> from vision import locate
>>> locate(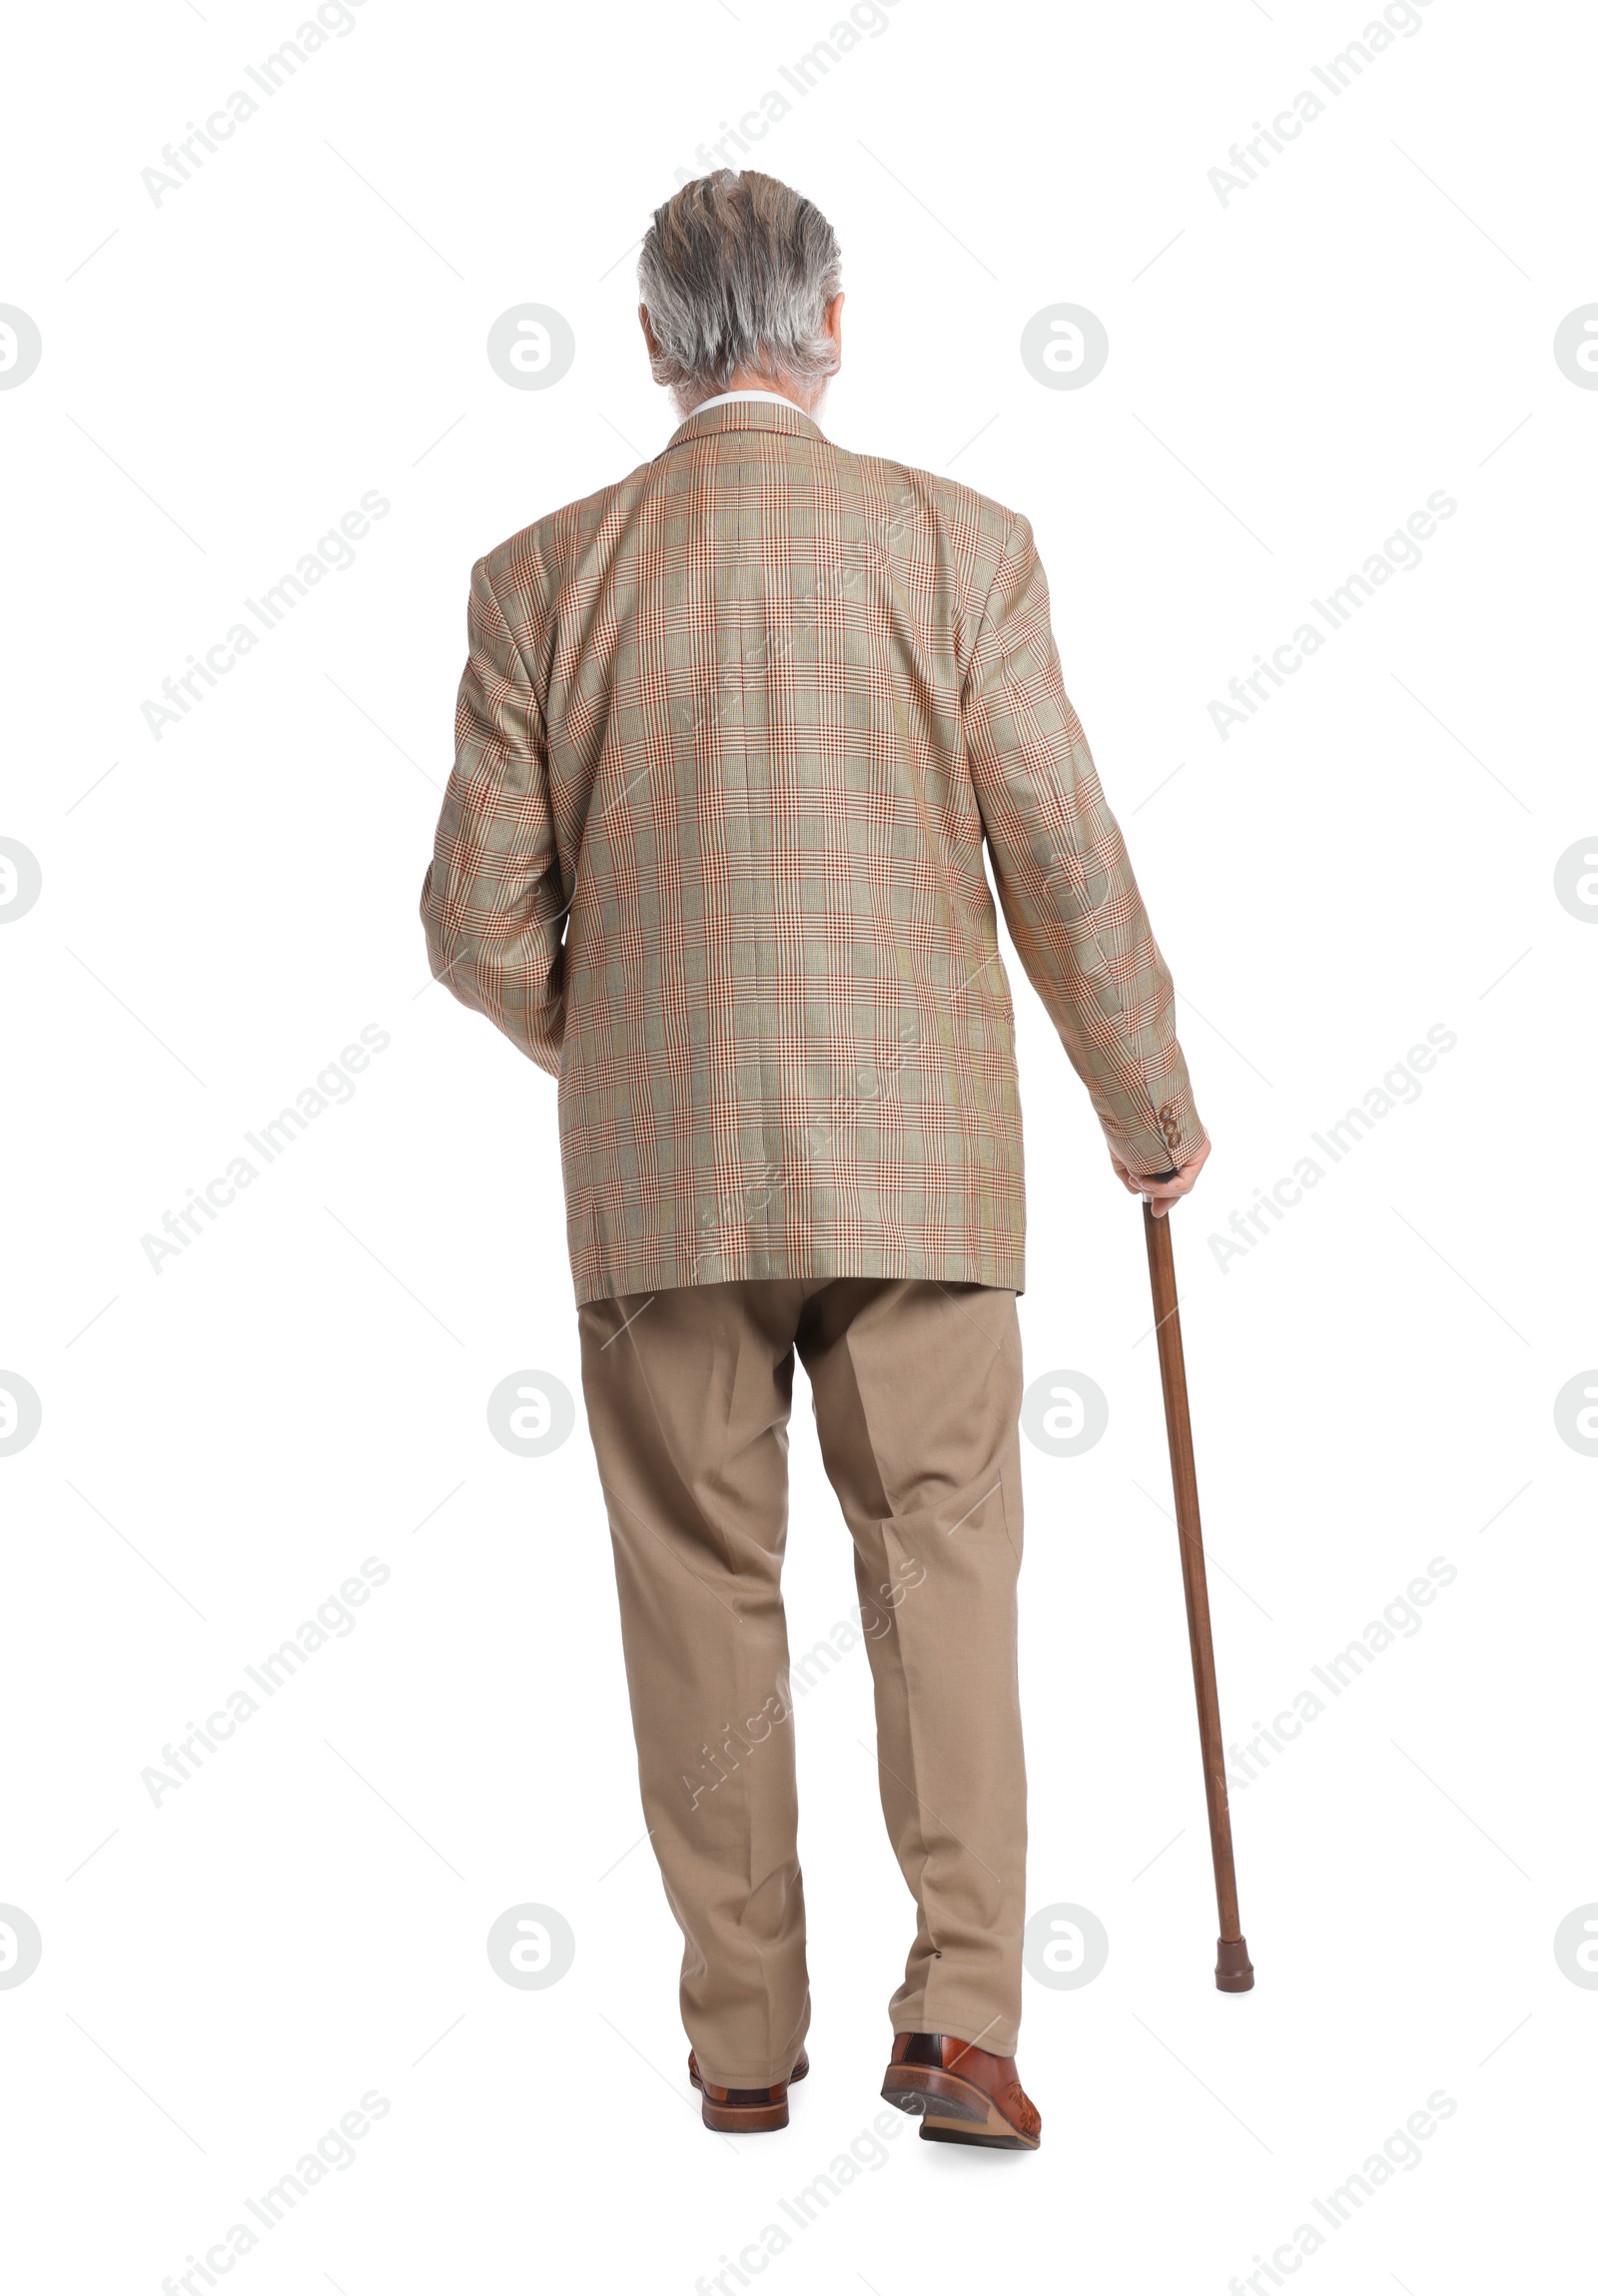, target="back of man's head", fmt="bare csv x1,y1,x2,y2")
637,171,842,414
